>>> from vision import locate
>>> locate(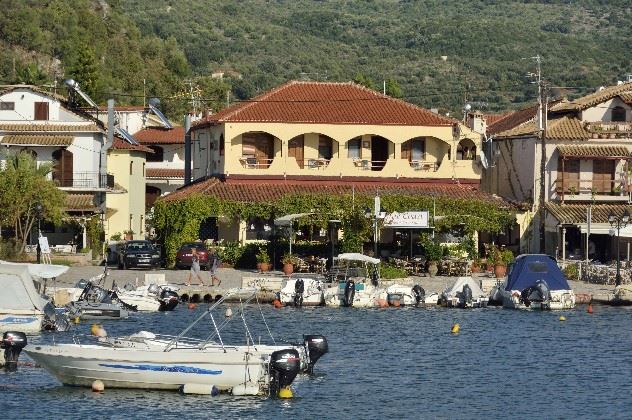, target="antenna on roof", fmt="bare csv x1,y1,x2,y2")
147,98,173,129
64,79,98,109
